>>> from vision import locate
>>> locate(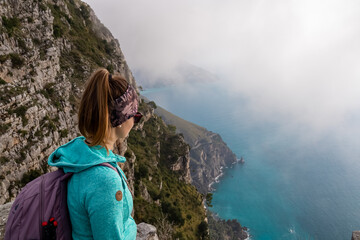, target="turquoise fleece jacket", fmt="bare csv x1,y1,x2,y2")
48,136,137,240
